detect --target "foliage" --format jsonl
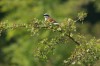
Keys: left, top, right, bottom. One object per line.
{"left": 0, "top": 0, "right": 100, "bottom": 66}
{"left": 0, "top": 0, "right": 93, "bottom": 22}
{"left": 0, "top": 12, "right": 100, "bottom": 66}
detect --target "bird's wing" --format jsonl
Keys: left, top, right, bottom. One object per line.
{"left": 48, "top": 17, "right": 56, "bottom": 23}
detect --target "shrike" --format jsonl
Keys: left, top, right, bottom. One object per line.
{"left": 43, "top": 13, "right": 59, "bottom": 25}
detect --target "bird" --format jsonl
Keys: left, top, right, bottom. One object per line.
{"left": 43, "top": 13, "right": 59, "bottom": 25}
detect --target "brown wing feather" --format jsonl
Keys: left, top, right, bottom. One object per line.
{"left": 47, "top": 17, "right": 56, "bottom": 23}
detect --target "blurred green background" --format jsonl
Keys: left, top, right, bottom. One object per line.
{"left": 0, "top": 0, "right": 100, "bottom": 66}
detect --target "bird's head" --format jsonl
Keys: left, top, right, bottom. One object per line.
{"left": 43, "top": 13, "right": 50, "bottom": 18}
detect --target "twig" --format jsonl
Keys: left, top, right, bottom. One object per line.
{"left": 66, "top": 34, "right": 80, "bottom": 45}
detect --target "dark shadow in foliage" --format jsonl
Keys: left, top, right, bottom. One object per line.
{"left": 59, "top": 0, "right": 68, "bottom": 3}
{"left": 0, "top": 50, "right": 5, "bottom": 64}
{"left": 81, "top": 2, "right": 100, "bottom": 36}
{"left": 0, "top": 31, "right": 7, "bottom": 64}
{"left": 0, "top": 12, "right": 6, "bottom": 21}
{"left": 83, "top": 2, "right": 100, "bottom": 25}
{"left": 0, "top": 6, "right": 6, "bottom": 21}
{"left": 0, "top": 31, "right": 16, "bottom": 64}
{"left": 0, "top": 31, "right": 16, "bottom": 47}
{"left": 0, "top": 6, "right": 18, "bottom": 21}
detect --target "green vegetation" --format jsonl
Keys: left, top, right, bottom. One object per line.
{"left": 0, "top": 0, "right": 100, "bottom": 66}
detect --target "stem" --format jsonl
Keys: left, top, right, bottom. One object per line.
{"left": 66, "top": 34, "right": 80, "bottom": 45}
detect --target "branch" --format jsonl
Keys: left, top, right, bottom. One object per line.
{"left": 66, "top": 34, "right": 80, "bottom": 45}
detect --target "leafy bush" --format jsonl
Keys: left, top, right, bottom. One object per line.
{"left": 0, "top": 12, "right": 100, "bottom": 66}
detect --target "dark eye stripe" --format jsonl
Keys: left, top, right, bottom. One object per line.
{"left": 43, "top": 15, "right": 49, "bottom": 16}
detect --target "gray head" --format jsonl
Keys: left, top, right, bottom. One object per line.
{"left": 43, "top": 13, "right": 50, "bottom": 17}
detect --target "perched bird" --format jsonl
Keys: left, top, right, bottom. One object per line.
{"left": 43, "top": 13, "right": 59, "bottom": 25}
